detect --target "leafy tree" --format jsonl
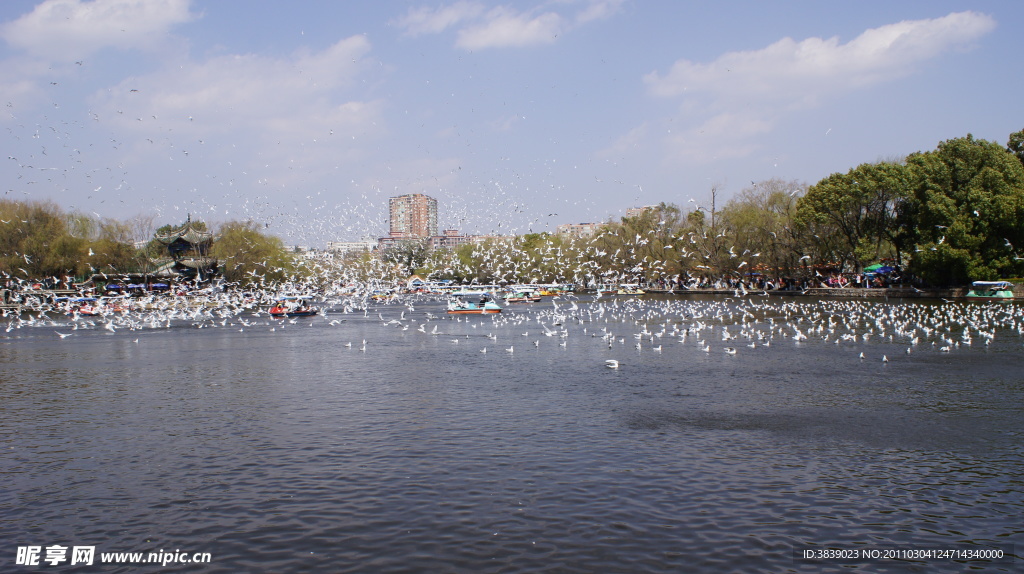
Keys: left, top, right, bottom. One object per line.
{"left": 379, "top": 238, "right": 430, "bottom": 278}
{"left": 591, "top": 202, "right": 685, "bottom": 284}
{"left": 0, "top": 199, "right": 90, "bottom": 281}
{"left": 86, "top": 219, "right": 142, "bottom": 275}
{"left": 906, "top": 134, "right": 1024, "bottom": 285}
{"left": 797, "top": 161, "right": 911, "bottom": 271}
{"left": 211, "top": 220, "right": 295, "bottom": 286}
{"left": 719, "top": 179, "right": 807, "bottom": 279}
{"left": 1008, "top": 128, "right": 1024, "bottom": 168}
{"left": 677, "top": 189, "right": 731, "bottom": 280}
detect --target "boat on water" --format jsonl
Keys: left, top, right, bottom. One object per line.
{"left": 504, "top": 289, "right": 542, "bottom": 303}
{"left": 616, "top": 284, "right": 645, "bottom": 295}
{"left": 269, "top": 295, "right": 318, "bottom": 317}
{"left": 965, "top": 281, "right": 1015, "bottom": 301}
{"left": 447, "top": 293, "right": 503, "bottom": 314}
{"left": 270, "top": 306, "right": 318, "bottom": 317}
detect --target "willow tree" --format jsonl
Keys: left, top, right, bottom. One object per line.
{"left": 906, "top": 134, "right": 1024, "bottom": 285}
{"left": 0, "top": 199, "right": 89, "bottom": 280}
{"left": 719, "top": 179, "right": 807, "bottom": 278}
{"left": 591, "top": 202, "right": 685, "bottom": 284}
{"left": 87, "top": 219, "right": 143, "bottom": 275}
{"left": 212, "top": 220, "right": 296, "bottom": 286}
{"left": 678, "top": 189, "right": 732, "bottom": 280}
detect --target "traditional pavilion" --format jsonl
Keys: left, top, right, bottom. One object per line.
{"left": 152, "top": 216, "right": 218, "bottom": 281}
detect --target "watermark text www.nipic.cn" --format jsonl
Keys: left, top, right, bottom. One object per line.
{"left": 15, "top": 546, "right": 212, "bottom": 567}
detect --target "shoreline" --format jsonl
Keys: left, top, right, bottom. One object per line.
{"left": 2, "top": 286, "right": 1016, "bottom": 316}
{"left": 642, "top": 287, "right": 970, "bottom": 299}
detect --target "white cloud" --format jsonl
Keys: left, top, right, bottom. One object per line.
{"left": 599, "top": 122, "right": 651, "bottom": 160}
{"left": 662, "top": 112, "right": 774, "bottom": 164}
{"left": 88, "top": 35, "right": 384, "bottom": 187}
{"left": 394, "top": 1, "right": 621, "bottom": 50}
{"left": 645, "top": 11, "right": 996, "bottom": 106}
{"left": 575, "top": 0, "right": 625, "bottom": 24}
{"left": 0, "top": 0, "right": 195, "bottom": 61}
{"left": 96, "top": 36, "right": 374, "bottom": 130}
{"left": 0, "top": 59, "right": 44, "bottom": 110}
{"left": 635, "top": 11, "right": 997, "bottom": 166}
{"left": 456, "top": 7, "right": 561, "bottom": 50}
{"left": 392, "top": 1, "right": 485, "bottom": 36}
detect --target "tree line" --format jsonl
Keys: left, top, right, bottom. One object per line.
{"left": 390, "top": 129, "right": 1024, "bottom": 287}
{"left": 4, "top": 129, "right": 1022, "bottom": 289}
{"left": 0, "top": 203, "right": 297, "bottom": 288}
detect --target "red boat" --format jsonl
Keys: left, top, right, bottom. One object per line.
{"left": 269, "top": 305, "right": 318, "bottom": 317}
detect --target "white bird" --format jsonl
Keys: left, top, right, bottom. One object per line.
{"left": 605, "top": 359, "right": 619, "bottom": 369}
{"left": 55, "top": 331, "right": 73, "bottom": 338}
{"left": 724, "top": 347, "right": 737, "bottom": 355}
{"left": 506, "top": 346, "right": 514, "bottom": 353}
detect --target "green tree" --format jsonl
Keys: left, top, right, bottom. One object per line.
{"left": 907, "top": 134, "right": 1024, "bottom": 285}
{"left": 212, "top": 220, "right": 295, "bottom": 286}
{"left": 591, "top": 202, "right": 685, "bottom": 285}
{"left": 797, "top": 161, "right": 911, "bottom": 271}
{"left": 380, "top": 238, "right": 430, "bottom": 278}
{"left": 87, "top": 219, "right": 142, "bottom": 275}
{"left": 719, "top": 179, "right": 807, "bottom": 279}
{"left": 679, "top": 189, "right": 731, "bottom": 280}
{"left": 0, "top": 199, "right": 91, "bottom": 280}
{"left": 1008, "top": 128, "right": 1024, "bottom": 168}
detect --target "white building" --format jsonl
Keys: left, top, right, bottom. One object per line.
{"left": 327, "top": 237, "right": 378, "bottom": 255}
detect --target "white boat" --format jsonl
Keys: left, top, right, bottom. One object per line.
{"left": 616, "top": 284, "right": 645, "bottom": 295}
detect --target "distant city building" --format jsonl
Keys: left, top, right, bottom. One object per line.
{"left": 327, "top": 237, "right": 377, "bottom": 255}
{"left": 624, "top": 205, "right": 658, "bottom": 218}
{"left": 556, "top": 222, "right": 602, "bottom": 237}
{"left": 389, "top": 193, "right": 438, "bottom": 238}
{"left": 429, "top": 229, "right": 470, "bottom": 250}
{"left": 378, "top": 194, "right": 498, "bottom": 252}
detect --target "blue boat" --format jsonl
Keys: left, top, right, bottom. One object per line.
{"left": 447, "top": 293, "right": 503, "bottom": 314}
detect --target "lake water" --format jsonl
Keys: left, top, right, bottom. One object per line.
{"left": 2, "top": 295, "right": 1022, "bottom": 572}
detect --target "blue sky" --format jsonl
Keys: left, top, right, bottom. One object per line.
{"left": 1, "top": 1, "right": 1021, "bottom": 246}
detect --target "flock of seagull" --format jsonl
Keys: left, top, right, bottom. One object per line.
{"left": 419, "top": 296, "right": 1023, "bottom": 368}
{"left": 3, "top": 290, "right": 1023, "bottom": 371}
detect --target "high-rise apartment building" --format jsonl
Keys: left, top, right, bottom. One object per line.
{"left": 389, "top": 193, "right": 438, "bottom": 238}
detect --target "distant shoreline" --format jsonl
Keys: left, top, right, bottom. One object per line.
{"left": 630, "top": 287, "right": 973, "bottom": 299}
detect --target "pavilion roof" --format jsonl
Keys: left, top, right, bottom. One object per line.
{"left": 154, "top": 218, "right": 213, "bottom": 245}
